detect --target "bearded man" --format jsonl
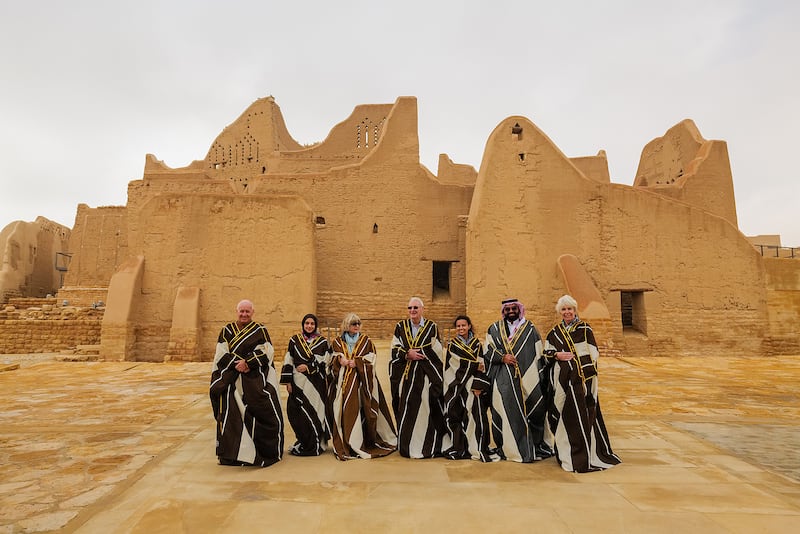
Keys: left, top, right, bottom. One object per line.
{"left": 484, "top": 298, "right": 553, "bottom": 462}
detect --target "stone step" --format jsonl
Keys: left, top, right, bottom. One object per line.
{"left": 75, "top": 344, "right": 102, "bottom": 355}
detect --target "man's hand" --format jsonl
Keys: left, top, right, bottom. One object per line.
{"left": 285, "top": 383, "right": 293, "bottom": 394}
{"left": 556, "top": 351, "right": 574, "bottom": 361}
{"left": 406, "top": 348, "right": 425, "bottom": 361}
{"left": 235, "top": 359, "right": 250, "bottom": 373}
{"left": 477, "top": 361, "right": 486, "bottom": 373}
{"left": 296, "top": 364, "right": 309, "bottom": 374}
{"left": 502, "top": 353, "right": 517, "bottom": 365}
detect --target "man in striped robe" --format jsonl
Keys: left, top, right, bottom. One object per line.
{"left": 389, "top": 297, "right": 447, "bottom": 458}
{"left": 210, "top": 299, "right": 284, "bottom": 466}
{"left": 485, "top": 298, "right": 553, "bottom": 463}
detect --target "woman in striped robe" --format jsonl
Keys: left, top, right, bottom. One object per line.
{"left": 442, "top": 315, "right": 499, "bottom": 462}
{"left": 280, "top": 313, "right": 331, "bottom": 456}
{"left": 328, "top": 312, "right": 397, "bottom": 460}
{"left": 543, "top": 295, "right": 621, "bottom": 472}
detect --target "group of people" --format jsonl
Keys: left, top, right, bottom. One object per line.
{"left": 209, "top": 295, "right": 621, "bottom": 473}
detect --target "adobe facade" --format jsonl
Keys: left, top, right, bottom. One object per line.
{"left": 0, "top": 217, "right": 70, "bottom": 302}
{"left": 2, "top": 95, "right": 798, "bottom": 359}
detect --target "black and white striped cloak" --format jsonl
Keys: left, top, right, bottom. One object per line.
{"left": 389, "top": 319, "right": 447, "bottom": 458}
{"left": 543, "top": 320, "right": 621, "bottom": 472}
{"left": 485, "top": 318, "right": 553, "bottom": 463}
{"left": 280, "top": 333, "right": 331, "bottom": 456}
{"left": 442, "top": 334, "right": 498, "bottom": 462}
{"left": 210, "top": 321, "right": 284, "bottom": 466}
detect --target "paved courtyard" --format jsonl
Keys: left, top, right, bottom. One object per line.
{"left": 1, "top": 347, "right": 799, "bottom": 533}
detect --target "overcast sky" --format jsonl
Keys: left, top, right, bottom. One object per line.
{"left": 1, "top": 0, "right": 798, "bottom": 246}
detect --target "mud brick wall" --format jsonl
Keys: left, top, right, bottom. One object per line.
{"left": 0, "top": 307, "right": 102, "bottom": 353}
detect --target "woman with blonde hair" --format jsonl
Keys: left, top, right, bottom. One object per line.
{"left": 328, "top": 312, "right": 396, "bottom": 460}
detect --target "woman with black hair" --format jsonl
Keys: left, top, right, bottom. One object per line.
{"left": 280, "top": 313, "right": 331, "bottom": 456}
{"left": 442, "top": 315, "right": 499, "bottom": 462}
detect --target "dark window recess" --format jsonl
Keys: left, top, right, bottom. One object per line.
{"left": 315, "top": 216, "right": 326, "bottom": 225}
{"left": 620, "top": 290, "right": 647, "bottom": 334}
{"left": 433, "top": 261, "right": 451, "bottom": 299}
{"left": 621, "top": 292, "right": 633, "bottom": 327}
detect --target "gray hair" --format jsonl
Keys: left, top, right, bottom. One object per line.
{"left": 408, "top": 296, "right": 424, "bottom": 308}
{"left": 555, "top": 294, "right": 578, "bottom": 313}
{"left": 237, "top": 299, "right": 254, "bottom": 312}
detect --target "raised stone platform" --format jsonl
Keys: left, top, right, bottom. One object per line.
{"left": 0, "top": 347, "right": 798, "bottom": 533}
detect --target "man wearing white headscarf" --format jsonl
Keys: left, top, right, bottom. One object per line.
{"left": 485, "top": 298, "right": 553, "bottom": 462}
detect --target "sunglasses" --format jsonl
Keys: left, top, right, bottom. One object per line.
{"left": 350, "top": 321, "right": 361, "bottom": 326}
{"left": 407, "top": 306, "right": 419, "bottom": 310}
{"left": 503, "top": 306, "right": 519, "bottom": 312}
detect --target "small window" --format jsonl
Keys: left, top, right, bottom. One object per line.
{"left": 433, "top": 261, "right": 452, "bottom": 300}
{"left": 315, "top": 216, "right": 326, "bottom": 227}
{"left": 620, "top": 291, "right": 647, "bottom": 334}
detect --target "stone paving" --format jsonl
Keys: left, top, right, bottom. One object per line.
{"left": 1, "top": 350, "right": 799, "bottom": 533}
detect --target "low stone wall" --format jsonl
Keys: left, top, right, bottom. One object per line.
{"left": 7, "top": 297, "right": 58, "bottom": 309}
{"left": 0, "top": 304, "right": 103, "bottom": 353}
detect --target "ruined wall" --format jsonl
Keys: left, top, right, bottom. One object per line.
{"left": 762, "top": 258, "right": 800, "bottom": 354}
{"left": 0, "top": 217, "right": 71, "bottom": 303}
{"left": 250, "top": 98, "right": 473, "bottom": 333}
{"left": 0, "top": 302, "right": 102, "bottom": 353}
{"left": 467, "top": 117, "right": 765, "bottom": 357}
{"left": 633, "top": 120, "right": 738, "bottom": 227}
{"left": 136, "top": 97, "right": 473, "bottom": 340}
{"left": 205, "top": 96, "right": 303, "bottom": 173}
{"left": 47, "top": 95, "right": 792, "bottom": 359}
{"left": 437, "top": 154, "right": 478, "bottom": 186}
{"left": 569, "top": 151, "right": 611, "bottom": 183}
{"left": 115, "top": 193, "right": 316, "bottom": 360}
{"left": 62, "top": 204, "right": 127, "bottom": 288}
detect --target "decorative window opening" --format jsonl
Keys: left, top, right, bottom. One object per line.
{"left": 315, "top": 216, "right": 326, "bottom": 227}
{"left": 372, "top": 223, "right": 378, "bottom": 234}
{"left": 518, "top": 153, "right": 525, "bottom": 162}
{"left": 356, "top": 117, "right": 385, "bottom": 149}
{"left": 512, "top": 123, "right": 523, "bottom": 140}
